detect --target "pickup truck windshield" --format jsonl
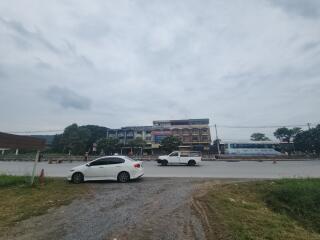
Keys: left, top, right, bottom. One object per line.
{"left": 169, "top": 152, "right": 179, "bottom": 156}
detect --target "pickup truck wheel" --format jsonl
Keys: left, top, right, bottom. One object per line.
{"left": 161, "top": 160, "right": 168, "bottom": 166}
{"left": 188, "top": 160, "right": 196, "bottom": 166}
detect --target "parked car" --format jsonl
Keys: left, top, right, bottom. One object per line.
{"left": 67, "top": 155, "right": 144, "bottom": 183}
{"left": 157, "top": 151, "right": 202, "bottom": 166}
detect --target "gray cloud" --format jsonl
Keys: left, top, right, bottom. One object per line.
{"left": 35, "top": 58, "right": 53, "bottom": 70}
{"left": 268, "top": 0, "right": 320, "bottom": 18}
{"left": 0, "top": 0, "right": 319, "bottom": 139}
{"left": 0, "top": 65, "right": 8, "bottom": 79}
{"left": 63, "top": 40, "right": 95, "bottom": 68}
{"left": 0, "top": 17, "right": 61, "bottom": 53}
{"left": 45, "top": 86, "right": 91, "bottom": 110}
{"left": 302, "top": 41, "right": 320, "bottom": 52}
{"left": 0, "top": 17, "right": 94, "bottom": 69}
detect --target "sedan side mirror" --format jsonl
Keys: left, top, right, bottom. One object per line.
{"left": 86, "top": 163, "right": 90, "bottom": 167}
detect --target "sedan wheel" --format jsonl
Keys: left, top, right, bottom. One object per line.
{"left": 117, "top": 172, "right": 130, "bottom": 183}
{"left": 72, "top": 172, "right": 84, "bottom": 184}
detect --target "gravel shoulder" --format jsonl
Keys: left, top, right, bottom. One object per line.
{"left": 1, "top": 178, "right": 238, "bottom": 240}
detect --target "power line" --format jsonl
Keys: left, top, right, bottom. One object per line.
{"left": 7, "top": 129, "right": 64, "bottom": 134}
{"left": 5, "top": 122, "right": 319, "bottom": 134}
{"left": 212, "top": 123, "right": 318, "bottom": 129}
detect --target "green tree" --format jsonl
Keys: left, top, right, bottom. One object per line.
{"left": 160, "top": 136, "right": 182, "bottom": 153}
{"left": 51, "top": 134, "right": 63, "bottom": 152}
{"left": 51, "top": 124, "right": 110, "bottom": 154}
{"left": 294, "top": 125, "right": 320, "bottom": 155}
{"left": 274, "top": 127, "right": 291, "bottom": 142}
{"left": 291, "top": 127, "right": 302, "bottom": 139}
{"left": 97, "top": 138, "right": 120, "bottom": 155}
{"left": 79, "top": 125, "right": 109, "bottom": 149}
{"left": 60, "top": 123, "right": 91, "bottom": 155}
{"left": 250, "top": 133, "right": 270, "bottom": 141}
{"left": 128, "top": 137, "right": 146, "bottom": 147}
{"left": 274, "top": 127, "right": 302, "bottom": 143}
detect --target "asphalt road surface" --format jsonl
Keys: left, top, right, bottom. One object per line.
{"left": 1, "top": 160, "right": 320, "bottom": 179}
{"left": 1, "top": 178, "right": 232, "bottom": 240}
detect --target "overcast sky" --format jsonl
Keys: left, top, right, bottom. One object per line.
{"left": 0, "top": 0, "right": 319, "bottom": 140}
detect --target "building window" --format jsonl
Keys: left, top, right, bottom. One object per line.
{"left": 201, "top": 136, "right": 208, "bottom": 141}
{"left": 192, "top": 136, "right": 199, "bottom": 141}
{"left": 192, "top": 128, "right": 199, "bottom": 135}
{"left": 182, "top": 129, "right": 190, "bottom": 135}
{"left": 126, "top": 131, "right": 134, "bottom": 137}
{"left": 201, "top": 128, "right": 208, "bottom": 134}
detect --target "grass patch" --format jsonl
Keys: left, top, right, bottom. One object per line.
{"left": 196, "top": 179, "right": 320, "bottom": 240}
{"left": 0, "top": 175, "right": 87, "bottom": 235}
{"left": 265, "top": 179, "right": 320, "bottom": 234}
{"left": 0, "top": 174, "right": 30, "bottom": 187}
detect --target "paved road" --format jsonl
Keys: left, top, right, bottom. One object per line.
{"left": 1, "top": 178, "right": 221, "bottom": 240}
{"left": 1, "top": 160, "right": 320, "bottom": 178}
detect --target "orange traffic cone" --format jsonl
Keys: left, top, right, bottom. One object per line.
{"left": 39, "top": 169, "right": 45, "bottom": 185}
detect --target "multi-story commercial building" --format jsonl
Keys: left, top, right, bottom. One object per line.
{"left": 152, "top": 119, "right": 211, "bottom": 146}
{"left": 106, "top": 126, "right": 153, "bottom": 144}
{"left": 106, "top": 119, "right": 211, "bottom": 149}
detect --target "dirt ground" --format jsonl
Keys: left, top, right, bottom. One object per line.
{"left": 1, "top": 178, "right": 237, "bottom": 240}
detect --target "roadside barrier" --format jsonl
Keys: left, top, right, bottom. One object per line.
{"left": 0, "top": 154, "right": 319, "bottom": 163}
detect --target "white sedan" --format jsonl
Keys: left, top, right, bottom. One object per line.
{"left": 67, "top": 155, "right": 144, "bottom": 183}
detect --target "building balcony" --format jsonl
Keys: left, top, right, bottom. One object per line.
{"left": 200, "top": 133, "right": 209, "bottom": 135}
{"left": 182, "top": 133, "right": 191, "bottom": 136}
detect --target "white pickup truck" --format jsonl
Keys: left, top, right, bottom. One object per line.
{"left": 157, "top": 151, "right": 202, "bottom": 166}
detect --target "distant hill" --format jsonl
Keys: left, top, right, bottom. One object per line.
{"left": 30, "top": 135, "right": 55, "bottom": 145}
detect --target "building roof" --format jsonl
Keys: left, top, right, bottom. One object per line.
{"left": 153, "top": 118, "right": 210, "bottom": 125}
{"left": 121, "top": 126, "right": 153, "bottom": 131}
{"left": 221, "top": 140, "right": 278, "bottom": 144}
{"left": 0, "top": 132, "right": 46, "bottom": 150}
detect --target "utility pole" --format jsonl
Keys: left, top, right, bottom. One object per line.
{"left": 31, "top": 150, "right": 40, "bottom": 185}
{"left": 214, "top": 124, "right": 220, "bottom": 155}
